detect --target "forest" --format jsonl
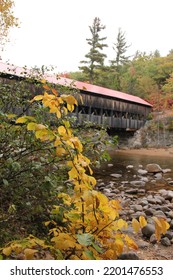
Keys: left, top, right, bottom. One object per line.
{"left": 0, "top": 2, "right": 172, "bottom": 260}
{"left": 69, "top": 17, "right": 173, "bottom": 113}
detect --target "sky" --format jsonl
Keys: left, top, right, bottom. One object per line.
{"left": 1, "top": 0, "right": 173, "bottom": 73}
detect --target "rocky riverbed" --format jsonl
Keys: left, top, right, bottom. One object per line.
{"left": 95, "top": 161, "right": 173, "bottom": 259}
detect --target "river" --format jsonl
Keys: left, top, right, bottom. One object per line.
{"left": 94, "top": 149, "right": 173, "bottom": 191}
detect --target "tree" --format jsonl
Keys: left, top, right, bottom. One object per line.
{"left": 110, "top": 28, "right": 130, "bottom": 91}
{"left": 79, "top": 17, "right": 108, "bottom": 84}
{"left": 0, "top": 0, "right": 18, "bottom": 53}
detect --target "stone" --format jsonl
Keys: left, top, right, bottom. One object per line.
{"left": 165, "top": 231, "right": 173, "bottom": 240}
{"left": 110, "top": 173, "right": 122, "bottom": 178}
{"left": 150, "top": 234, "right": 157, "bottom": 244}
{"left": 142, "top": 224, "right": 155, "bottom": 238}
{"left": 126, "top": 165, "right": 134, "bottom": 169}
{"left": 162, "top": 168, "right": 172, "bottom": 173}
{"left": 161, "top": 237, "right": 171, "bottom": 246}
{"left": 154, "top": 173, "right": 163, "bottom": 179}
{"left": 140, "top": 199, "right": 149, "bottom": 206}
{"left": 125, "top": 188, "right": 138, "bottom": 194}
{"left": 118, "top": 252, "right": 140, "bottom": 260}
{"left": 147, "top": 198, "right": 157, "bottom": 204}
{"left": 169, "top": 220, "right": 173, "bottom": 229}
{"left": 131, "top": 204, "right": 143, "bottom": 211}
{"left": 131, "top": 211, "right": 146, "bottom": 219}
{"left": 130, "top": 180, "right": 146, "bottom": 187}
{"left": 166, "top": 210, "right": 173, "bottom": 219}
{"left": 164, "top": 191, "right": 173, "bottom": 200}
{"left": 107, "top": 163, "right": 113, "bottom": 167}
{"left": 154, "top": 210, "right": 166, "bottom": 218}
{"left": 137, "top": 169, "right": 148, "bottom": 175}
{"left": 145, "top": 163, "right": 162, "bottom": 173}
{"left": 137, "top": 240, "right": 149, "bottom": 248}
{"left": 144, "top": 208, "right": 155, "bottom": 216}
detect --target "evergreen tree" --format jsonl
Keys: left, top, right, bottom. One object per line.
{"left": 110, "top": 28, "right": 130, "bottom": 91}
{"left": 79, "top": 17, "right": 108, "bottom": 84}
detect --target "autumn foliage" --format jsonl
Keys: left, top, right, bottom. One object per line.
{"left": 0, "top": 82, "right": 170, "bottom": 260}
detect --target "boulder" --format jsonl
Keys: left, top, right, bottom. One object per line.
{"left": 145, "top": 163, "right": 162, "bottom": 173}
{"left": 142, "top": 224, "right": 155, "bottom": 238}
{"left": 118, "top": 252, "right": 139, "bottom": 260}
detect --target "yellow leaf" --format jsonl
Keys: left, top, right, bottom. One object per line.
{"left": 58, "top": 125, "right": 66, "bottom": 136}
{"left": 16, "top": 116, "right": 28, "bottom": 124}
{"left": 117, "top": 219, "right": 128, "bottom": 230}
{"left": 52, "top": 88, "right": 58, "bottom": 96}
{"left": 159, "top": 218, "right": 170, "bottom": 234}
{"left": 67, "top": 103, "right": 74, "bottom": 112}
{"left": 155, "top": 223, "right": 161, "bottom": 241}
{"left": 68, "top": 167, "right": 78, "bottom": 179}
{"left": 41, "top": 79, "right": 46, "bottom": 84}
{"left": 24, "top": 248, "right": 38, "bottom": 260}
{"left": 139, "top": 216, "right": 147, "bottom": 228}
{"left": 54, "top": 136, "right": 62, "bottom": 146}
{"left": 27, "top": 122, "right": 37, "bottom": 131}
{"left": 45, "top": 221, "right": 51, "bottom": 226}
{"left": 43, "top": 84, "right": 50, "bottom": 90}
{"left": 56, "top": 110, "right": 61, "bottom": 118}
{"left": 7, "top": 114, "right": 16, "bottom": 119}
{"left": 114, "top": 238, "right": 124, "bottom": 256}
{"left": 132, "top": 218, "right": 140, "bottom": 233}
{"left": 124, "top": 235, "right": 138, "bottom": 250}
{"left": 2, "top": 246, "right": 12, "bottom": 256}
{"left": 32, "top": 95, "right": 43, "bottom": 101}
{"left": 56, "top": 147, "right": 67, "bottom": 157}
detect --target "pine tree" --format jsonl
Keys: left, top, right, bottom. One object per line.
{"left": 79, "top": 17, "right": 108, "bottom": 84}
{"left": 110, "top": 28, "right": 130, "bottom": 91}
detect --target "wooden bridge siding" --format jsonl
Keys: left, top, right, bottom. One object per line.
{"left": 0, "top": 75, "right": 151, "bottom": 130}
{"left": 74, "top": 91, "right": 150, "bottom": 129}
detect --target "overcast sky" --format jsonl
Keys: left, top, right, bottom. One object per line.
{"left": 1, "top": 0, "right": 173, "bottom": 73}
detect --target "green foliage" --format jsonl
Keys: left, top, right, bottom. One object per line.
{"left": 79, "top": 17, "right": 108, "bottom": 84}
{"left": 0, "top": 80, "right": 170, "bottom": 259}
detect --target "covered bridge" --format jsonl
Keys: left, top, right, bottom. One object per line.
{"left": 0, "top": 62, "right": 152, "bottom": 130}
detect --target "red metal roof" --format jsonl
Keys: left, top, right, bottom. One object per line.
{"left": 0, "top": 61, "right": 152, "bottom": 107}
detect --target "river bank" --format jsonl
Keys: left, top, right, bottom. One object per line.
{"left": 117, "top": 147, "right": 173, "bottom": 158}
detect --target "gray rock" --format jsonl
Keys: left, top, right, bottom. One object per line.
{"left": 110, "top": 173, "right": 122, "bottom": 178}
{"left": 166, "top": 210, "right": 173, "bottom": 219}
{"left": 131, "top": 204, "right": 143, "bottom": 211}
{"left": 154, "top": 173, "right": 163, "bottom": 179}
{"left": 165, "top": 231, "right": 173, "bottom": 240}
{"left": 161, "top": 237, "right": 171, "bottom": 246}
{"left": 118, "top": 252, "right": 139, "bottom": 260}
{"left": 130, "top": 180, "right": 146, "bottom": 187}
{"left": 140, "top": 199, "right": 149, "bottom": 206}
{"left": 159, "top": 206, "right": 171, "bottom": 212}
{"left": 125, "top": 188, "right": 138, "bottom": 194}
{"left": 154, "top": 210, "right": 166, "bottom": 218}
{"left": 146, "top": 163, "right": 162, "bottom": 173}
{"left": 126, "top": 165, "right": 134, "bottom": 169}
{"left": 142, "top": 224, "right": 155, "bottom": 238}
{"left": 138, "top": 169, "right": 148, "bottom": 175}
{"left": 164, "top": 191, "right": 173, "bottom": 200}
{"left": 169, "top": 220, "right": 173, "bottom": 229}
{"left": 150, "top": 234, "right": 157, "bottom": 244}
{"left": 137, "top": 240, "right": 149, "bottom": 248}
{"left": 131, "top": 211, "right": 146, "bottom": 219}
{"left": 147, "top": 198, "right": 157, "bottom": 204}
{"left": 162, "top": 168, "right": 172, "bottom": 173}
{"left": 144, "top": 208, "right": 155, "bottom": 216}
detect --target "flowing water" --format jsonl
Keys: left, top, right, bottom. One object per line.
{"left": 94, "top": 150, "right": 173, "bottom": 191}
